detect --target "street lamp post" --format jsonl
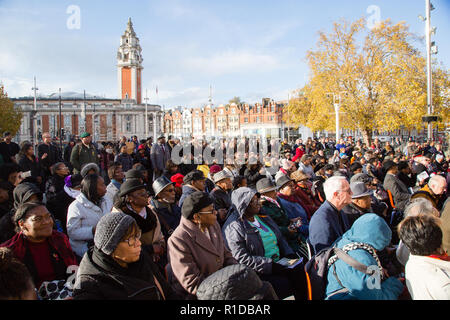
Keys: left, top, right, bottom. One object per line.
{"left": 327, "top": 91, "right": 347, "bottom": 141}
{"left": 31, "top": 77, "right": 39, "bottom": 154}
{"left": 59, "top": 88, "right": 63, "bottom": 151}
{"left": 420, "top": 0, "right": 437, "bottom": 141}
{"left": 144, "top": 89, "right": 149, "bottom": 138}
{"left": 426, "top": 0, "right": 432, "bottom": 140}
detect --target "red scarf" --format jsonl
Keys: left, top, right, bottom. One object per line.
{"left": 428, "top": 253, "right": 450, "bottom": 262}
{"left": 1, "top": 231, "right": 78, "bottom": 268}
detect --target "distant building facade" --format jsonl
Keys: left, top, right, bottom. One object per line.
{"left": 12, "top": 18, "right": 164, "bottom": 144}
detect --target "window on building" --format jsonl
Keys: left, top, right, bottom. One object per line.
{"left": 271, "top": 105, "right": 275, "bottom": 112}
{"left": 244, "top": 117, "right": 248, "bottom": 123}
{"left": 126, "top": 115, "right": 132, "bottom": 132}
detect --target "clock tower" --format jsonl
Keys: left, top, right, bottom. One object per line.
{"left": 117, "top": 18, "right": 143, "bottom": 104}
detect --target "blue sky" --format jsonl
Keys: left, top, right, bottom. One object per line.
{"left": 1, "top": 0, "right": 449, "bottom": 108}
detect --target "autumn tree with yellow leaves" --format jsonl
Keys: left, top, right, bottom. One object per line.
{"left": 0, "top": 84, "right": 23, "bottom": 136}
{"left": 286, "top": 18, "right": 449, "bottom": 145}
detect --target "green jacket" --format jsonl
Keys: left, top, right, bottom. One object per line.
{"left": 70, "top": 143, "right": 99, "bottom": 174}
{"left": 261, "top": 198, "right": 301, "bottom": 252}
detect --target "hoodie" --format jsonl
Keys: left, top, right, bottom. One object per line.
{"left": 325, "top": 214, "right": 404, "bottom": 300}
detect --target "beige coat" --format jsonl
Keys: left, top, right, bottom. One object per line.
{"left": 167, "top": 217, "right": 237, "bottom": 296}
{"left": 441, "top": 200, "right": 450, "bottom": 254}
{"left": 111, "top": 206, "right": 165, "bottom": 249}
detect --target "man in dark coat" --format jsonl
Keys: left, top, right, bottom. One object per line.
{"left": 150, "top": 136, "right": 171, "bottom": 180}
{"left": 383, "top": 160, "right": 411, "bottom": 212}
{"left": 210, "top": 170, "right": 233, "bottom": 226}
{"left": 70, "top": 133, "right": 99, "bottom": 174}
{"left": 38, "top": 132, "right": 63, "bottom": 180}
{"left": 308, "top": 176, "right": 352, "bottom": 254}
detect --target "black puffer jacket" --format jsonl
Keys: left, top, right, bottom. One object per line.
{"left": 196, "top": 264, "right": 278, "bottom": 300}
{"left": 73, "top": 247, "right": 179, "bottom": 300}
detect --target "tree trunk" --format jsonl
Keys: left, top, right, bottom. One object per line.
{"left": 362, "top": 128, "right": 372, "bottom": 147}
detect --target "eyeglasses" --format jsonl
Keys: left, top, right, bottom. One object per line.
{"left": 124, "top": 232, "right": 142, "bottom": 247}
{"left": 198, "top": 209, "right": 216, "bottom": 215}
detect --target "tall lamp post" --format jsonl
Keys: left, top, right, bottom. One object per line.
{"left": 31, "top": 77, "right": 39, "bottom": 154}
{"left": 144, "top": 89, "right": 149, "bottom": 138}
{"left": 419, "top": 0, "right": 438, "bottom": 141}
{"left": 59, "top": 88, "right": 63, "bottom": 151}
{"left": 327, "top": 91, "right": 347, "bottom": 141}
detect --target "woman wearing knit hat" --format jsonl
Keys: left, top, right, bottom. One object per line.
{"left": 167, "top": 191, "right": 238, "bottom": 299}
{"left": 73, "top": 211, "right": 178, "bottom": 300}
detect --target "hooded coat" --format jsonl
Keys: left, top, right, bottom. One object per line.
{"left": 325, "top": 214, "right": 404, "bottom": 300}
{"left": 223, "top": 187, "right": 294, "bottom": 275}
{"left": 66, "top": 193, "right": 113, "bottom": 258}
{"left": 0, "top": 182, "right": 42, "bottom": 243}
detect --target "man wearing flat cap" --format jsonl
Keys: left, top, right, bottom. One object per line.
{"left": 178, "top": 170, "right": 206, "bottom": 208}
{"left": 341, "top": 181, "right": 375, "bottom": 227}
{"left": 210, "top": 170, "right": 233, "bottom": 226}
{"left": 70, "top": 132, "right": 99, "bottom": 174}
{"left": 150, "top": 135, "right": 170, "bottom": 180}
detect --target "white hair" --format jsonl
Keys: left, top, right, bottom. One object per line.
{"left": 429, "top": 174, "right": 446, "bottom": 188}
{"left": 404, "top": 198, "right": 439, "bottom": 218}
{"left": 323, "top": 176, "right": 347, "bottom": 200}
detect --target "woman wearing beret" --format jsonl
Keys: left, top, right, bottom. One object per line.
{"left": 167, "top": 191, "right": 238, "bottom": 299}
{"left": 73, "top": 211, "right": 178, "bottom": 300}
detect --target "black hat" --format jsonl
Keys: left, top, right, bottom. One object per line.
{"left": 119, "top": 179, "right": 147, "bottom": 197}
{"left": 350, "top": 173, "right": 372, "bottom": 185}
{"left": 383, "top": 160, "right": 398, "bottom": 173}
{"left": 183, "top": 170, "right": 206, "bottom": 184}
{"left": 256, "top": 178, "right": 278, "bottom": 194}
{"left": 152, "top": 176, "right": 175, "bottom": 197}
{"left": 125, "top": 169, "right": 144, "bottom": 181}
{"left": 181, "top": 191, "right": 213, "bottom": 220}
{"left": 94, "top": 211, "right": 136, "bottom": 255}
{"left": 350, "top": 181, "right": 373, "bottom": 199}
{"left": 275, "top": 174, "right": 293, "bottom": 189}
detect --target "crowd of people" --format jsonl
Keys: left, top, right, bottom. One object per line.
{"left": 0, "top": 130, "right": 448, "bottom": 300}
